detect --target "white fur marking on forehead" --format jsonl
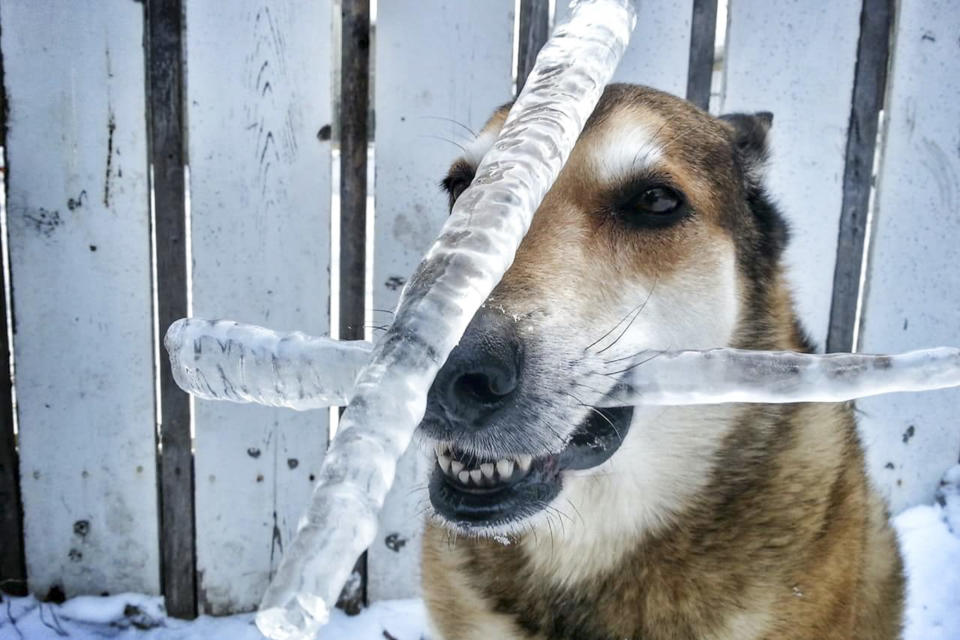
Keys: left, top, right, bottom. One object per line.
{"left": 463, "top": 128, "right": 499, "bottom": 167}
{"left": 590, "top": 119, "right": 664, "bottom": 184}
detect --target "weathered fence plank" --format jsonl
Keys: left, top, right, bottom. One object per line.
{"left": 556, "top": 0, "right": 693, "bottom": 96}
{"left": 722, "top": 0, "right": 862, "bottom": 346}
{"left": 857, "top": 0, "right": 960, "bottom": 514}
{"left": 370, "top": 0, "right": 515, "bottom": 602}
{"left": 186, "top": 0, "right": 333, "bottom": 614}
{"left": 144, "top": 0, "right": 195, "bottom": 618}
{"left": 0, "top": 0, "right": 160, "bottom": 597}
{"left": 826, "top": 0, "right": 892, "bottom": 355}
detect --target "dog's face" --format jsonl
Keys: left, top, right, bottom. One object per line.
{"left": 419, "top": 85, "right": 788, "bottom": 543}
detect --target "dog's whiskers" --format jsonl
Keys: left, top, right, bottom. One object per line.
{"left": 418, "top": 115, "right": 477, "bottom": 138}
{"left": 419, "top": 134, "right": 468, "bottom": 153}
{"left": 594, "top": 276, "right": 659, "bottom": 355}
{"left": 603, "top": 349, "right": 665, "bottom": 377}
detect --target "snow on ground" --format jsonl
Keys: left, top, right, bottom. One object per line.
{"left": 2, "top": 467, "right": 958, "bottom": 640}
{"left": 0, "top": 597, "right": 427, "bottom": 640}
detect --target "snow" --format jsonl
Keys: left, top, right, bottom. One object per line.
{"left": 0, "top": 597, "right": 427, "bottom": 640}
{"left": 2, "top": 488, "right": 958, "bottom": 639}
{"left": 894, "top": 465, "right": 960, "bottom": 640}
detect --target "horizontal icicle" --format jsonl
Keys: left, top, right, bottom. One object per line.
{"left": 164, "top": 318, "right": 370, "bottom": 410}
{"left": 167, "top": 319, "right": 960, "bottom": 410}
{"left": 592, "top": 347, "right": 960, "bottom": 406}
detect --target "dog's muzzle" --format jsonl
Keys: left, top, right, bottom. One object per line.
{"left": 419, "top": 307, "right": 633, "bottom": 531}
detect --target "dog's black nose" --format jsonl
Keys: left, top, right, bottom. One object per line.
{"left": 432, "top": 307, "right": 521, "bottom": 427}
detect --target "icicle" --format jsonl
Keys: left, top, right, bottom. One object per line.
{"left": 166, "top": 320, "right": 960, "bottom": 411}
{"left": 592, "top": 347, "right": 960, "bottom": 406}
{"left": 253, "top": 2, "right": 638, "bottom": 638}
{"left": 164, "top": 318, "right": 370, "bottom": 410}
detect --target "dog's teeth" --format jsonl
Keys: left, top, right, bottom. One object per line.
{"left": 450, "top": 460, "right": 464, "bottom": 475}
{"left": 496, "top": 459, "right": 514, "bottom": 479}
{"left": 469, "top": 469, "right": 482, "bottom": 484}
{"left": 434, "top": 443, "right": 444, "bottom": 457}
{"left": 438, "top": 454, "right": 451, "bottom": 473}
{"left": 458, "top": 470, "right": 470, "bottom": 485}
{"left": 480, "top": 463, "right": 494, "bottom": 479}
{"left": 517, "top": 455, "right": 532, "bottom": 473}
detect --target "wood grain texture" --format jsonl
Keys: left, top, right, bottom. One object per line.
{"left": 556, "top": 0, "right": 693, "bottom": 96}
{"left": 685, "top": 0, "right": 717, "bottom": 110}
{"left": 370, "top": 0, "right": 515, "bottom": 602}
{"left": 516, "top": 0, "right": 550, "bottom": 95}
{"left": 722, "top": 0, "right": 861, "bottom": 346}
{"left": 857, "top": 0, "right": 960, "bottom": 513}
{"left": 825, "top": 0, "right": 892, "bottom": 354}
{"left": 0, "top": 0, "right": 160, "bottom": 597}
{"left": 186, "top": 0, "right": 333, "bottom": 614}
{"left": 145, "top": 0, "right": 196, "bottom": 618}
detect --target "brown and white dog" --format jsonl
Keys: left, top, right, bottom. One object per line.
{"left": 417, "top": 85, "right": 904, "bottom": 640}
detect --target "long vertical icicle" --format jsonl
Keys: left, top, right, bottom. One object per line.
{"left": 165, "top": 320, "right": 960, "bottom": 411}
{"left": 254, "top": 2, "right": 637, "bottom": 638}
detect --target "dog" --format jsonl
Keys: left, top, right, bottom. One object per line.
{"left": 415, "top": 85, "right": 904, "bottom": 640}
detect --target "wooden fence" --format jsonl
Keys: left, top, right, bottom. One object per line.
{"left": 0, "top": 0, "right": 957, "bottom": 619}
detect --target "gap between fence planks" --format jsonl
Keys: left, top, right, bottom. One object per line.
{"left": 0, "top": 27, "right": 27, "bottom": 594}
{"left": 826, "top": 0, "right": 893, "bottom": 354}
{"left": 685, "top": 0, "right": 717, "bottom": 110}
{"left": 337, "top": 0, "right": 370, "bottom": 615}
{"left": 517, "top": 0, "right": 550, "bottom": 95}
{"left": 145, "top": 0, "right": 196, "bottom": 620}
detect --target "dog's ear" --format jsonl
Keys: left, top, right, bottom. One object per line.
{"left": 719, "top": 111, "right": 773, "bottom": 185}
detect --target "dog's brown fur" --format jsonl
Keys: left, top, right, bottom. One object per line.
{"left": 422, "top": 86, "right": 903, "bottom": 640}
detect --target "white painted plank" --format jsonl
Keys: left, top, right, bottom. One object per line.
{"left": 0, "top": 1, "right": 159, "bottom": 596}
{"left": 556, "top": 0, "right": 693, "bottom": 96}
{"left": 185, "top": 0, "right": 332, "bottom": 614}
{"left": 857, "top": 1, "right": 960, "bottom": 514}
{"left": 370, "top": 0, "right": 515, "bottom": 601}
{"left": 721, "top": 0, "right": 861, "bottom": 346}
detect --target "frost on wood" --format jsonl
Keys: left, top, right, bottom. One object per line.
{"left": 167, "top": 321, "right": 960, "bottom": 410}
{"left": 164, "top": 318, "right": 370, "bottom": 410}
{"left": 252, "top": 1, "right": 637, "bottom": 638}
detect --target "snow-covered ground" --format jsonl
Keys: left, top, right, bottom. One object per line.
{"left": 0, "top": 597, "right": 427, "bottom": 640}
{"left": 2, "top": 470, "right": 959, "bottom": 640}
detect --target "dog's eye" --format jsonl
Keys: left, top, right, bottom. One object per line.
{"left": 636, "top": 186, "right": 680, "bottom": 214}
{"left": 622, "top": 185, "right": 687, "bottom": 226}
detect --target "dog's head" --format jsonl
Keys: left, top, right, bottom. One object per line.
{"left": 420, "top": 85, "right": 806, "bottom": 542}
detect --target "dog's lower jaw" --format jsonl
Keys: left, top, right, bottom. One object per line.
{"left": 517, "top": 403, "right": 742, "bottom": 587}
